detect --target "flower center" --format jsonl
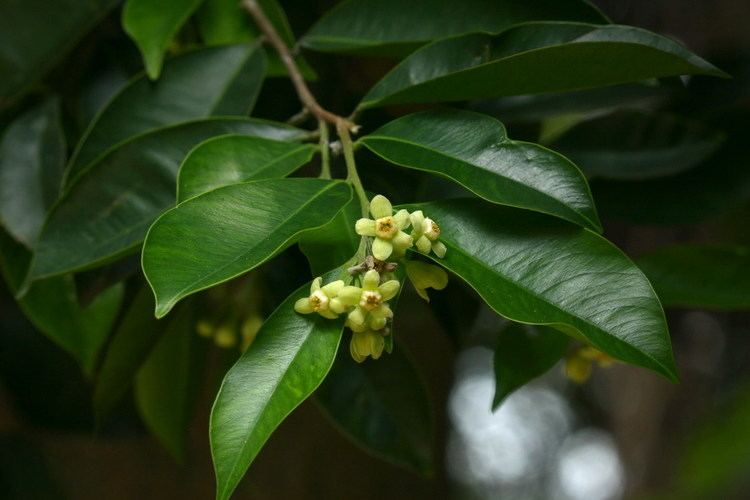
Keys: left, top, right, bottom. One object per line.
{"left": 375, "top": 216, "right": 397, "bottom": 239}
{"left": 359, "top": 290, "right": 382, "bottom": 311}
{"left": 309, "top": 290, "right": 329, "bottom": 311}
{"left": 424, "top": 218, "right": 440, "bottom": 240}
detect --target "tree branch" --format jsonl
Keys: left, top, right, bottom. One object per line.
{"left": 241, "top": 0, "right": 357, "bottom": 132}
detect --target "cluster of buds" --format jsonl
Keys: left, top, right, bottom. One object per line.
{"left": 355, "top": 195, "right": 446, "bottom": 261}
{"left": 294, "top": 270, "right": 400, "bottom": 362}
{"left": 564, "top": 346, "right": 615, "bottom": 383}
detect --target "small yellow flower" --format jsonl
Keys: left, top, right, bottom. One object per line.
{"left": 196, "top": 320, "right": 214, "bottom": 338}
{"left": 564, "top": 346, "right": 616, "bottom": 383}
{"left": 410, "top": 210, "right": 447, "bottom": 258}
{"left": 406, "top": 260, "right": 448, "bottom": 302}
{"left": 341, "top": 270, "right": 399, "bottom": 331}
{"left": 294, "top": 277, "right": 347, "bottom": 319}
{"left": 214, "top": 324, "right": 237, "bottom": 348}
{"left": 355, "top": 195, "right": 413, "bottom": 261}
{"left": 349, "top": 328, "right": 386, "bottom": 363}
{"left": 240, "top": 315, "right": 264, "bottom": 351}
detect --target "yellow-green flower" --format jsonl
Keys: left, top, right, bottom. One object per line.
{"left": 349, "top": 329, "right": 386, "bottom": 363}
{"left": 294, "top": 277, "right": 347, "bottom": 319}
{"left": 406, "top": 260, "right": 448, "bottom": 302}
{"left": 410, "top": 210, "right": 447, "bottom": 258}
{"left": 341, "top": 270, "right": 399, "bottom": 331}
{"left": 355, "top": 194, "right": 413, "bottom": 261}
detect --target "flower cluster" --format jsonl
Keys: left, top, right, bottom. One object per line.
{"left": 355, "top": 195, "right": 446, "bottom": 261}
{"left": 294, "top": 270, "right": 400, "bottom": 362}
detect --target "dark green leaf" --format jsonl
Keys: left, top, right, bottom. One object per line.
{"left": 0, "top": 0, "right": 119, "bottom": 108}
{"left": 637, "top": 245, "right": 750, "bottom": 310}
{"left": 402, "top": 198, "right": 676, "bottom": 380}
{"left": 298, "top": 196, "right": 361, "bottom": 276}
{"left": 493, "top": 323, "right": 569, "bottom": 408}
{"left": 135, "top": 301, "right": 200, "bottom": 461}
{"left": 210, "top": 277, "right": 344, "bottom": 500}
{"left": 177, "top": 134, "right": 317, "bottom": 201}
{"left": 316, "top": 341, "right": 433, "bottom": 474}
{"left": 0, "top": 231, "right": 123, "bottom": 376}
{"left": 302, "top": 0, "right": 607, "bottom": 56}
{"left": 552, "top": 110, "right": 724, "bottom": 180}
{"left": 94, "top": 287, "right": 165, "bottom": 423}
{"left": 122, "top": 0, "right": 205, "bottom": 79}
{"left": 143, "top": 178, "right": 352, "bottom": 317}
{"left": 67, "top": 43, "right": 267, "bottom": 184}
{"left": 361, "top": 109, "right": 601, "bottom": 231}
{"left": 359, "top": 23, "right": 725, "bottom": 109}
{"left": 27, "top": 118, "right": 304, "bottom": 284}
{"left": 0, "top": 97, "right": 65, "bottom": 247}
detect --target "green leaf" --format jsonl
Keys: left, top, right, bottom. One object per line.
{"left": 493, "top": 323, "right": 569, "bottom": 409}
{"left": 302, "top": 0, "right": 607, "bottom": 56}
{"left": 551, "top": 110, "right": 725, "bottom": 180}
{"left": 122, "top": 0, "right": 205, "bottom": 79}
{"left": 316, "top": 341, "right": 433, "bottom": 475}
{"left": 636, "top": 245, "right": 750, "bottom": 310}
{"left": 402, "top": 198, "right": 676, "bottom": 380}
{"left": 177, "top": 134, "right": 317, "bottom": 201}
{"left": 66, "top": 43, "right": 267, "bottom": 184}
{"left": 0, "top": 97, "right": 65, "bottom": 247}
{"left": 0, "top": 231, "right": 123, "bottom": 376}
{"left": 361, "top": 109, "right": 601, "bottom": 231}
{"left": 210, "top": 277, "right": 344, "bottom": 500}
{"left": 298, "top": 196, "right": 361, "bottom": 276}
{"left": 143, "top": 178, "right": 352, "bottom": 317}
{"left": 0, "top": 0, "right": 119, "bottom": 108}
{"left": 26, "top": 118, "right": 304, "bottom": 284}
{"left": 359, "top": 23, "right": 726, "bottom": 109}
{"left": 135, "top": 301, "right": 200, "bottom": 461}
{"left": 93, "top": 287, "right": 165, "bottom": 423}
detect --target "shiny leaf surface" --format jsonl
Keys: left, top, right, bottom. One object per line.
{"left": 0, "top": 97, "right": 65, "bottom": 247}
{"left": 360, "top": 23, "right": 725, "bottom": 109}
{"left": 210, "top": 277, "right": 344, "bottom": 500}
{"left": 361, "top": 109, "right": 601, "bottom": 231}
{"left": 27, "top": 118, "right": 304, "bottom": 283}
{"left": 177, "top": 134, "right": 316, "bottom": 201}
{"left": 552, "top": 110, "right": 724, "bottom": 180}
{"left": 143, "top": 178, "right": 352, "bottom": 317}
{"left": 122, "top": 0, "right": 205, "bottom": 79}
{"left": 316, "top": 341, "right": 434, "bottom": 474}
{"left": 403, "top": 198, "right": 676, "bottom": 380}
{"left": 67, "top": 43, "right": 267, "bottom": 183}
{"left": 302, "top": 0, "right": 607, "bottom": 55}
{"left": 637, "top": 245, "right": 750, "bottom": 310}
{"left": 493, "top": 323, "right": 569, "bottom": 408}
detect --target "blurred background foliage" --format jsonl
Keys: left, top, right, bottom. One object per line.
{"left": 1, "top": 0, "right": 749, "bottom": 499}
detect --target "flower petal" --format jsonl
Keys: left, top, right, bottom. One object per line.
{"left": 392, "top": 230, "right": 413, "bottom": 252}
{"left": 409, "top": 210, "right": 425, "bottom": 234}
{"left": 394, "top": 209, "right": 410, "bottom": 229}
{"left": 372, "top": 237, "right": 393, "bottom": 261}
{"left": 311, "top": 276, "right": 322, "bottom": 292}
{"left": 362, "top": 269, "right": 380, "bottom": 290}
{"left": 432, "top": 240, "right": 447, "bottom": 258}
{"left": 370, "top": 194, "right": 392, "bottom": 219}
{"left": 329, "top": 298, "right": 347, "bottom": 314}
{"left": 370, "top": 333, "right": 385, "bottom": 360}
{"left": 378, "top": 280, "right": 400, "bottom": 301}
{"left": 369, "top": 314, "right": 387, "bottom": 330}
{"left": 318, "top": 309, "right": 339, "bottom": 319}
{"left": 294, "top": 297, "right": 313, "bottom": 314}
{"left": 347, "top": 306, "right": 366, "bottom": 327}
{"left": 355, "top": 218, "right": 377, "bottom": 236}
{"left": 322, "top": 279, "right": 345, "bottom": 297}
{"left": 338, "top": 285, "right": 363, "bottom": 306}
{"left": 350, "top": 337, "right": 367, "bottom": 363}
{"left": 416, "top": 235, "right": 431, "bottom": 254}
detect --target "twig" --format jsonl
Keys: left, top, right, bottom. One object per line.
{"left": 318, "top": 120, "right": 331, "bottom": 179}
{"left": 241, "top": 0, "right": 357, "bottom": 132}
{"left": 337, "top": 120, "right": 369, "bottom": 217}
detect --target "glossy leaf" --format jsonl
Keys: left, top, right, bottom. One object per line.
{"left": 359, "top": 23, "right": 726, "bottom": 109}
{"left": 135, "top": 302, "right": 200, "bottom": 461}
{"left": 122, "top": 0, "right": 205, "bottom": 79}
{"left": 27, "top": 118, "right": 304, "bottom": 284}
{"left": 361, "top": 109, "right": 601, "bottom": 231}
{"left": 0, "top": 232, "right": 123, "bottom": 376}
{"left": 402, "top": 198, "right": 676, "bottom": 380}
{"left": 302, "top": 0, "right": 607, "bottom": 55}
{"left": 210, "top": 277, "right": 345, "bottom": 500}
{"left": 316, "top": 341, "right": 433, "bottom": 474}
{"left": 298, "top": 196, "right": 361, "bottom": 276}
{"left": 67, "top": 43, "right": 267, "bottom": 183}
{"left": 0, "top": 97, "right": 65, "bottom": 247}
{"left": 0, "top": 0, "right": 119, "bottom": 108}
{"left": 493, "top": 323, "right": 569, "bottom": 409}
{"left": 637, "top": 245, "right": 750, "bottom": 310}
{"left": 143, "top": 178, "right": 352, "bottom": 317}
{"left": 552, "top": 111, "right": 724, "bottom": 180}
{"left": 177, "top": 135, "right": 317, "bottom": 201}
{"left": 93, "top": 287, "right": 165, "bottom": 423}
